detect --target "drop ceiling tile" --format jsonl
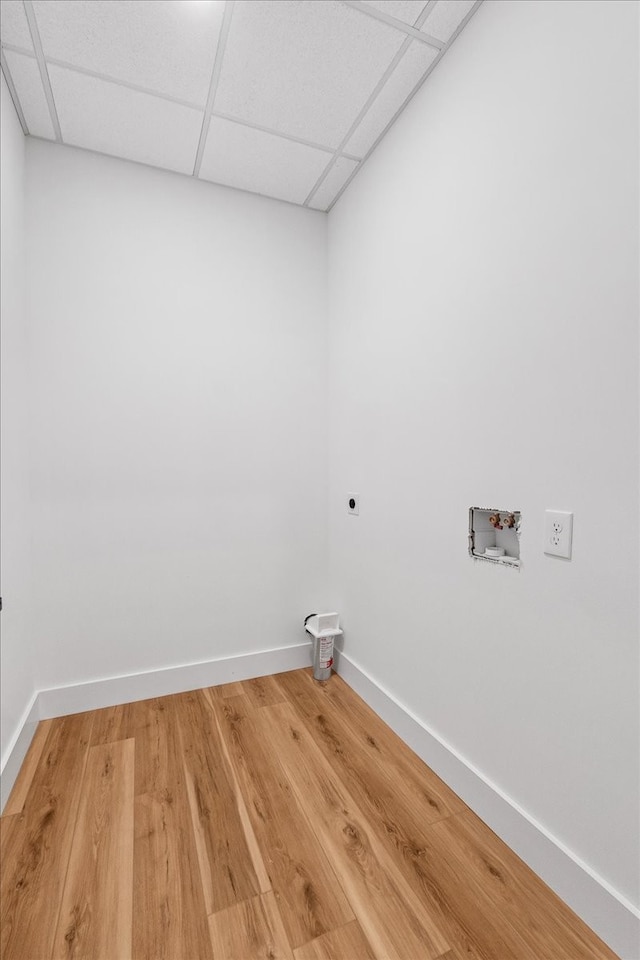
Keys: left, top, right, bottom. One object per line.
{"left": 200, "top": 117, "right": 331, "bottom": 205}
{"left": 0, "top": 0, "right": 33, "bottom": 51}
{"left": 33, "top": 0, "right": 223, "bottom": 106}
{"left": 421, "top": 0, "right": 476, "bottom": 42}
{"left": 48, "top": 64, "right": 203, "bottom": 174}
{"left": 345, "top": 39, "right": 437, "bottom": 159}
{"left": 360, "top": 1, "right": 429, "bottom": 27}
{"left": 215, "top": 0, "right": 406, "bottom": 150}
{"left": 308, "top": 156, "right": 359, "bottom": 211}
{"left": 3, "top": 49, "right": 54, "bottom": 138}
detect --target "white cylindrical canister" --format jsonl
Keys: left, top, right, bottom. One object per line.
{"left": 313, "top": 635, "right": 334, "bottom": 681}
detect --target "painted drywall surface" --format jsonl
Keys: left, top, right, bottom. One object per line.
{"left": 25, "top": 141, "right": 328, "bottom": 689}
{"left": 327, "top": 0, "right": 639, "bottom": 908}
{"left": 0, "top": 75, "right": 34, "bottom": 765}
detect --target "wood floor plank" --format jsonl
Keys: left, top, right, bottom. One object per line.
{"left": 261, "top": 701, "right": 451, "bottom": 960}
{"left": 126, "top": 695, "right": 178, "bottom": 798}
{"left": 0, "top": 813, "right": 21, "bottom": 862}
{"left": 0, "top": 712, "right": 94, "bottom": 960}
{"left": 214, "top": 694, "right": 354, "bottom": 949}
{"left": 89, "top": 702, "right": 133, "bottom": 746}
{"left": 275, "top": 673, "right": 496, "bottom": 957}
{"left": 278, "top": 668, "right": 459, "bottom": 835}
{"left": 51, "top": 738, "right": 134, "bottom": 959}
{"left": 208, "top": 891, "right": 294, "bottom": 960}
{"left": 275, "top": 675, "right": 591, "bottom": 960}
{"left": 276, "top": 674, "right": 618, "bottom": 960}
{"left": 243, "top": 674, "right": 288, "bottom": 708}
{"left": 277, "top": 668, "right": 465, "bottom": 821}
{"left": 175, "top": 689, "right": 261, "bottom": 914}
{"left": 427, "top": 811, "right": 620, "bottom": 960}
{"left": 202, "top": 690, "right": 272, "bottom": 894}
{"left": 293, "top": 920, "right": 376, "bottom": 960}
{"left": 207, "top": 680, "right": 246, "bottom": 700}
{"left": 2, "top": 719, "right": 54, "bottom": 816}
{"left": 131, "top": 696, "right": 213, "bottom": 960}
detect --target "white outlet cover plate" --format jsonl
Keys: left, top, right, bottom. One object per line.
{"left": 544, "top": 509, "right": 573, "bottom": 559}
{"left": 347, "top": 492, "right": 360, "bottom": 515}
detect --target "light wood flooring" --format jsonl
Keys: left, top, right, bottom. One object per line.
{"left": 0, "top": 668, "right": 619, "bottom": 960}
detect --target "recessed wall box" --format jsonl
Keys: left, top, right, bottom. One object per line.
{"left": 469, "top": 507, "right": 521, "bottom": 567}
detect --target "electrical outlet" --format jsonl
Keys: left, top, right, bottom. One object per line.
{"left": 544, "top": 510, "right": 573, "bottom": 559}
{"left": 347, "top": 493, "right": 360, "bottom": 515}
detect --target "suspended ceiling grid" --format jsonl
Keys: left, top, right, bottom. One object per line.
{"left": 0, "top": 0, "right": 482, "bottom": 211}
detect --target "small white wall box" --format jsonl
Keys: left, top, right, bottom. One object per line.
{"left": 469, "top": 507, "right": 521, "bottom": 567}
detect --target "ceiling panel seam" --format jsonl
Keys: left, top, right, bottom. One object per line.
{"left": 23, "top": 0, "right": 62, "bottom": 142}
{"left": 211, "top": 109, "right": 360, "bottom": 160}
{"left": 193, "top": 0, "right": 235, "bottom": 178}
{"left": 303, "top": 34, "right": 413, "bottom": 206}
{"left": 420, "top": 0, "right": 439, "bottom": 26}
{"left": 342, "top": 0, "right": 444, "bottom": 49}
{"left": 0, "top": 51, "right": 29, "bottom": 134}
{"left": 327, "top": 0, "right": 484, "bottom": 210}
{"left": 37, "top": 56, "right": 205, "bottom": 112}
{"left": 1, "top": 43, "right": 36, "bottom": 58}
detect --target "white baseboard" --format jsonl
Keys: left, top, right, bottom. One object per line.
{"left": 1, "top": 642, "right": 312, "bottom": 812}
{"left": 0, "top": 692, "right": 41, "bottom": 812}
{"left": 36, "top": 642, "right": 312, "bottom": 719}
{"left": 333, "top": 649, "right": 640, "bottom": 960}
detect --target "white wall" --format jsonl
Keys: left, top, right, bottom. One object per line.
{"left": 327, "top": 0, "right": 639, "bottom": 914}
{"left": 25, "top": 141, "right": 328, "bottom": 690}
{"left": 1, "top": 75, "right": 34, "bottom": 765}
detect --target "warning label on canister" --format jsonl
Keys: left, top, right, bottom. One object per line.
{"left": 319, "top": 637, "right": 334, "bottom": 669}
